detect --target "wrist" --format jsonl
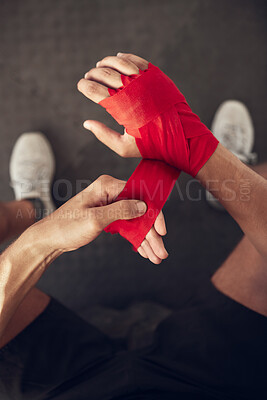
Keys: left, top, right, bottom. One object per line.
{"left": 24, "top": 221, "right": 64, "bottom": 261}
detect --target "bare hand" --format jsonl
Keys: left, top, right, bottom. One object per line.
{"left": 77, "top": 54, "right": 169, "bottom": 263}
{"left": 38, "top": 175, "right": 168, "bottom": 264}
{"left": 77, "top": 53, "right": 149, "bottom": 158}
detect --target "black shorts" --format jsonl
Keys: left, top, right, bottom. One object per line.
{"left": 0, "top": 279, "right": 266, "bottom": 400}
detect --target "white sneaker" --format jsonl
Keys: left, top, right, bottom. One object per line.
{"left": 10, "top": 132, "right": 56, "bottom": 217}
{"left": 206, "top": 100, "right": 257, "bottom": 210}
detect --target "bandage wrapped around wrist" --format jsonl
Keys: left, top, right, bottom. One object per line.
{"left": 101, "top": 64, "right": 219, "bottom": 250}
{"left": 100, "top": 63, "right": 219, "bottom": 177}
{"left": 105, "top": 160, "right": 179, "bottom": 251}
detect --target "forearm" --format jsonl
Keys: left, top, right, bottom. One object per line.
{"left": 197, "top": 144, "right": 267, "bottom": 259}
{"left": 0, "top": 225, "right": 61, "bottom": 340}
{"left": 0, "top": 173, "right": 149, "bottom": 338}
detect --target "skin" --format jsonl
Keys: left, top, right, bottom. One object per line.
{"left": 77, "top": 52, "right": 267, "bottom": 263}
{"left": 0, "top": 185, "right": 169, "bottom": 266}
{"left": 1, "top": 52, "right": 266, "bottom": 350}
{"left": 0, "top": 200, "right": 35, "bottom": 243}
{"left": 0, "top": 175, "right": 150, "bottom": 342}
{"left": 78, "top": 54, "right": 168, "bottom": 262}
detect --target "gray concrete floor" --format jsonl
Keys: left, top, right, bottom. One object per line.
{"left": 0, "top": 0, "right": 266, "bottom": 315}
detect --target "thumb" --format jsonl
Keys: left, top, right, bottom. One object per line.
{"left": 94, "top": 199, "right": 147, "bottom": 229}
{"left": 84, "top": 120, "right": 125, "bottom": 156}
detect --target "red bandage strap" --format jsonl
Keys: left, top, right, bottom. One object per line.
{"left": 101, "top": 63, "right": 218, "bottom": 248}
{"left": 100, "top": 64, "right": 185, "bottom": 138}
{"left": 100, "top": 63, "right": 219, "bottom": 177}
{"left": 104, "top": 160, "right": 180, "bottom": 251}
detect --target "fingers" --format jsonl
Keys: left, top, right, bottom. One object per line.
{"left": 117, "top": 53, "right": 149, "bottom": 71}
{"left": 96, "top": 56, "right": 139, "bottom": 75}
{"left": 83, "top": 175, "right": 126, "bottom": 207}
{"left": 154, "top": 211, "right": 167, "bottom": 236}
{"left": 84, "top": 120, "right": 141, "bottom": 158}
{"left": 88, "top": 176, "right": 168, "bottom": 264}
{"left": 138, "top": 222, "right": 168, "bottom": 264}
{"left": 78, "top": 53, "right": 148, "bottom": 103}
{"left": 84, "top": 120, "right": 124, "bottom": 154}
{"left": 77, "top": 79, "right": 109, "bottom": 103}
{"left": 146, "top": 226, "right": 169, "bottom": 260}
{"left": 84, "top": 67, "right": 122, "bottom": 90}
{"left": 137, "top": 246, "right": 148, "bottom": 259}
{"left": 97, "top": 199, "right": 147, "bottom": 229}
{"left": 140, "top": 238, "right": 162, "bottom": 265}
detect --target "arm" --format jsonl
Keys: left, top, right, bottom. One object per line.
{"left": 196, "top": 144, "right": 267, "bottom": 260}
{"left": 0, "top": 230, "right": 61, "bottom": 340}
{"left": 77, "top": 53, "right": 267, "bottom": 261}
{"left": 0, "top": 175, "right": 148, "bottom": 341}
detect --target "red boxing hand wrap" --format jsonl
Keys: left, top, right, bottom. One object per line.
{"left": 104, "top": 160, "right": 180, "bottom": 251}
{"left": 100, "top": 63, "right": 218, "bottom": 249}
{"left": 100, "top": 63, "right": 219, "bottom": 177}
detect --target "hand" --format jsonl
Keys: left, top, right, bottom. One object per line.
{"left": 77, "top": 53, "right": 150, "bottom": 158}
{"left": 37, "top": 175, "right": 168, "bottom": 264}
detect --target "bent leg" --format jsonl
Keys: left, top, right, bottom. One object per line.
{"left": 212, "top": 162, "right": 267, "bottom": 317}
{"left": 0, "top": 297, "right": 114, "bottom": 400}
{"left": 211, "top": 235, "right": 267, "bottom": 316}
{"left": 0, "top": 288, "right": 50, "bottom": 349}
{"left": 0, "top": 200, "right": 50, "bottom": 348}
{"left": 0, "top": 200, "right": 35, "bottom": 244}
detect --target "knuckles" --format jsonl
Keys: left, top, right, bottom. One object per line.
{"left": 99, "top": 56, "right": 112, "bottom": 64}
{"left": 85, "top": 80, "right": 98, "bottom": 94}
{"left": 96, "top": 174, "right": 125, "bottom": 187}
{"left": 99, "top": 55, "right": 129, "bottom": 68}
{"left": 99, "top": 68, "right": 112, "bottom": 77}
{"left": 77, "top": 78, "right": 97, "bottom": 94}
{"left": 94, "top": 174, "right": 114, "bottom": 191}
{"left": 86, "top": 67, "right": 112, "bottom": 78}
{"left": 97, "top": 174, "right": 113, "bottom": 185}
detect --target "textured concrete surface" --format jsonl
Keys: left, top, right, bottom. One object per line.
{"left": 0, "top": 0, "right": 266, "bottom": 315}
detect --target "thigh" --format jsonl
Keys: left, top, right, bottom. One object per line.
{"left": 212, "top": 160, "right": 267, "bottom": 316}
{"left": 211, "top": 235, "right": 267, "bottom": 316}
{"left": 0, "top": 287, "right": 51, "bottom": 349}
{"left": 0, "top": 298, "right": 115, "bottom": 400}
{"left": 147, "top": 271, "right": 267, "bottom": 399}
{"left": 145, "top": 235, "right": 267, "bottom": 399}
